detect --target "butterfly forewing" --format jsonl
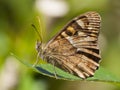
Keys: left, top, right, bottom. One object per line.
{"left": 39, "top": 12, "right": 101, "bottom": 79}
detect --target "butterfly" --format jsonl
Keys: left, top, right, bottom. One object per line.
{"left": 36, "top": 11, "right": 101, "bottom": 79}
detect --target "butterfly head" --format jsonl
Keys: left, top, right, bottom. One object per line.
{"left": 36, "top": 40, "right": 43, "bottom": 57}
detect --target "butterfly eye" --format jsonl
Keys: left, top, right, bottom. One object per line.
{"left": 36, "top": 40, "right": 42, "bottom": 52}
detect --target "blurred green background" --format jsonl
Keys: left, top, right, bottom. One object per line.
{"left": 0, "top": 0, "right": 120, "bottom": 90}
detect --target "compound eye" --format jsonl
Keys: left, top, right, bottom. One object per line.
{"left": 36, "top": 40, "right": 42, "bottom": 52}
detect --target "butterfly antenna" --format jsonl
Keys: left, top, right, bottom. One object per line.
{"left": 31, "top": 24, "right": 42, "bottom": 43}
{"left": 32, "top": 17, "right": 43, "bottom": 67}
{"left": 37, "top": 16, "right": 43, "bottom": 43}
{"left": 32, "top": 25, "right": 42, "bottom": 67}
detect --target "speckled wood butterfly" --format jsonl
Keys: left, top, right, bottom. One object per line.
{"left": 36, "top": 11, "right": 101, "bottom": 79}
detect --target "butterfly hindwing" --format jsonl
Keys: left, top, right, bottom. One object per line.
{"left": 41, "top": 12, "right": 101, "bottom": 79}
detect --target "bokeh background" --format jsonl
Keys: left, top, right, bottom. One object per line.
{"left": 0, "top": 0, "right": 120, "bottom": 90}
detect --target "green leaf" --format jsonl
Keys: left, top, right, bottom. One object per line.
{"left": 34, "top": 64, "right": 80, "bottom": 80}
{"left": 34, "top": 64, "right": 120, "bottom": 83}
{"left": 14, "top": 54, "right": 120, "bottom": 85}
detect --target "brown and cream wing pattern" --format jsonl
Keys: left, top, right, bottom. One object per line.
{"left": 42, "top": 12, "right": 101, "bottom": 79}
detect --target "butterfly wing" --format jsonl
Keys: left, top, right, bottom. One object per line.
{"left": 42, "top": 12, "right": 101, "bottom": 79}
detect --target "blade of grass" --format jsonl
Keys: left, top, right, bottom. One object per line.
{"left": 13, "top": 53, "right": 120, "bottom": 86}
